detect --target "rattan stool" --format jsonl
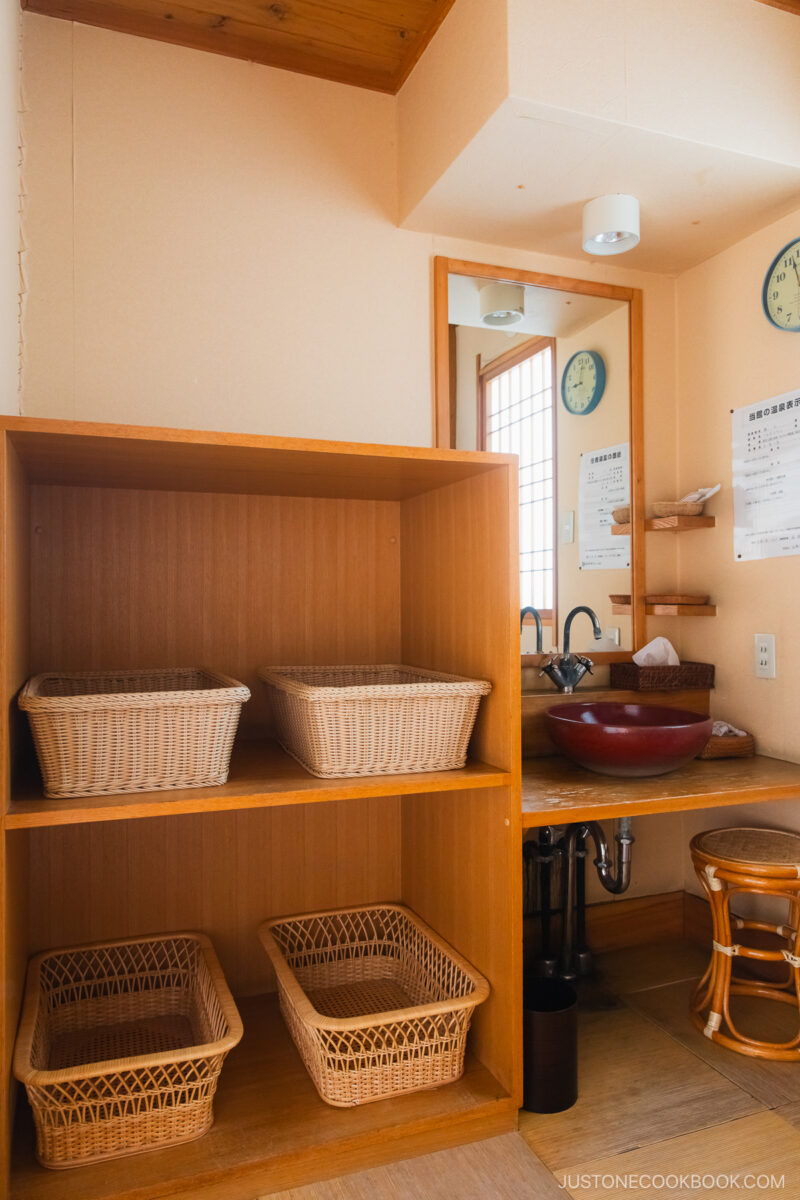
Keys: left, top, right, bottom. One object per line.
{"left": 691, "top": 827, "right": 800, "bottom": 1060}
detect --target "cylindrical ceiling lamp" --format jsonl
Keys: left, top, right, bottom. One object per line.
{"left": 582, "top": 194, "right": 640, "bottom": 256}
{"left": 479, "top": 282, "right": 525, "bottom": 327}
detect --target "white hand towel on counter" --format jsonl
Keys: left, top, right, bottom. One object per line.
{"left": 632, "top": 637, "right": 680, "bottom": 667}
{"left": 711, "top": 720, "right": 748, "bottom": 738}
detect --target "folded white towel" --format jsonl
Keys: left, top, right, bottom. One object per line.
{"left": 711, "top": 720, "right": 748, "bottom": 738}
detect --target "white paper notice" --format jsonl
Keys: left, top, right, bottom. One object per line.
{"left": 578, "top": 442, "right": 630, "bottom": 570}
{"left": 732, "top": 389, "right": 800, "bottom": 563}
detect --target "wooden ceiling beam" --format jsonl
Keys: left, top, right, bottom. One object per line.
{"left": 21, "top": 0, "right": 459, "bottom": 93}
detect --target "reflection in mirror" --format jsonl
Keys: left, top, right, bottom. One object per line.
{"left": 436, "top": 261, "right": 643, "bottom": 658}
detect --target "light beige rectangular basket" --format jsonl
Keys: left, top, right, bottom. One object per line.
{"left": 258, "top": 665, "right": 491, "bottom": 778}
{"left": 19, "top": 667, "right": 250, "bottom": 798}
{"left": 13, "top": 932, "right": 243, "bottom": 1169}
{"left": 258, "top": 903, "right": 490, "bottom": 1108}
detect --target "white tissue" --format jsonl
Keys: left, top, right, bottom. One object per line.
{"left": 679, "top": 484, "right": 721, "bottom": 504}
{"left": 632, "top": 636, "right": 680, "bottom": 667}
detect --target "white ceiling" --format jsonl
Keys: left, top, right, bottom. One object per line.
{"left": 448, "top": 272, "right": 625, "bottom": 337}
{"left": 404, "top": 97, "right": 800, "bottom": 275}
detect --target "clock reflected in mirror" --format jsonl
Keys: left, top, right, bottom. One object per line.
{"left": 561, "top": 350, "right": 606, "bottom": 415}
{"left": 762, "top": 236, "right": 800, "bottom": 331}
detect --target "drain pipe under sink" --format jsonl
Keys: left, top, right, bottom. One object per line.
{"left": 558, "top": 818, "right": 635, "bottom": 981}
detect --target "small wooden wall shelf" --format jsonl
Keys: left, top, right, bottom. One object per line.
{"left": 612, "top": 515, "right": 716, "bottom": 536}
{"left": 0, "top": 418, "right": 523, "bottom": 1197}
{"left": 612, "top": 603, "right": 717, "bottom": 617}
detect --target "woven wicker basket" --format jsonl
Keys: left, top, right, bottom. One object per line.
{"left": 698, "top": 733, "right": 755, "bottom": 760}
{"left": 19, "top": 667, "right": 250, "bottom": 798}
{"left": 259, "top": 903, "right": 489, "bottom": 1108}
{"left": 652, "top": 500, "right": 705, "bottom": 517}
{"left": 610, "top": 662, "right": 715, "bottom": 691}
{"left": 258, "top": 665, "right": 492, "bottom": 778}
{"left": 14, "top": 932, "right": 243, "bottom": 1169}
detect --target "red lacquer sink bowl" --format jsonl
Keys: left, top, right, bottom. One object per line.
{"left": 545, "top": 702, "right": 713, "bottom": 778}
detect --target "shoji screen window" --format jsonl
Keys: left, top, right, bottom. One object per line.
{"left": 479, "top": 337, "right": 557, "bottom": 621}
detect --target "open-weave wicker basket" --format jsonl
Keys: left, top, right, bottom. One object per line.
{"left": 259, "top": 903, "right": 490, "bottom": 1107}
{"left": 19, "top": 667, "right": 250, "bottom": 798}
{"left": 14, "top": 932, "right": 243, "bottom": 1169}
{"left": 258, "top": 665, "right": 491, "bottom": 778}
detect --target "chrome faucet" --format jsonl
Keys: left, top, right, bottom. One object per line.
{"left": 539, "top": 605, "right": 603, "bottom": 693}
{"left": 520, "top": 606, "right": 543, "bottom": 654}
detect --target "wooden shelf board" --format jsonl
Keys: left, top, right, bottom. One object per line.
{"left": 1, "top": 419, "right": 513, "bottom": 501}
{"left": 522, "top": 754, "right": 800, "bottom": 828}
{"left": 5, "top": 740, "right": 510, "bottom": 829}
{"left": 612, "top": 515, "right": 716, "bottom": 535}
{"left": 10, "top": 992, "right": 514, "bottom": 1200}
{"left": 611, "top": 603, "right": 716, "bottom": 617}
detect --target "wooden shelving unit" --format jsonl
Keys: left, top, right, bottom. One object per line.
{"left": 0, "top": 418, "right": 523, "bottom": 1197}
{"left": 612, "top": 515, "right": 716, "bottom": 535}
{"left": 7, "top": 740, "right": 510, "bottom": 829}
{"left": 11, "top": 994, "right": 511, "bottom": 1200}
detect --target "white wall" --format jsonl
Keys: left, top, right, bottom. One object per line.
{"left": 0, "top": 0, "right": 18, "bottom": 415}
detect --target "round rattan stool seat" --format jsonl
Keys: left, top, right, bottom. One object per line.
{"left": 693, "top": 827, "right": 800, "bottom": 874}
{"left": 690, "top": 825, "right": 800, "bottom": 1061}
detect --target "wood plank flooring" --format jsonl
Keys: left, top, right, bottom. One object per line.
{"left": 267, "top": 1133, "right": 563, "bottom": 1200}
{"left": 279, "top": 939, "right": 800, "bottom": 1199}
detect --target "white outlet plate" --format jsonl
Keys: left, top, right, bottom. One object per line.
{"left": 559, "top": 511, "right": 574, "bottom": 544}
{"left": 754, "top": 633, "right": 776, "bottom": 679}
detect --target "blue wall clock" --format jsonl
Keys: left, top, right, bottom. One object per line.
{"left": 762, "top": 236, "right": 800, "bottom": 331}
{"left": 561, "top": 350, "right": 606, "bottom": 415}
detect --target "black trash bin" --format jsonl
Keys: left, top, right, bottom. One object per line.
{"left": 522, "top": 977, "right": 578, "bottom": 1113}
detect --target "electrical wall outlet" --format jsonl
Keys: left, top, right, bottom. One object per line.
{"left": 606, "top": 627, "right": 621, "bottom": 646}
{"left": 754, "top": 633, "right": 776, "bottom": 679}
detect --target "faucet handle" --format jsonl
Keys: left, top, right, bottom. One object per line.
{"left": 575, "top": 654, "right": 595, "bottom": 675}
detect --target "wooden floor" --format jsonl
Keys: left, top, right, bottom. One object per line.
{"left": 277, "top": 941, "right": 800, "bottom": 1199}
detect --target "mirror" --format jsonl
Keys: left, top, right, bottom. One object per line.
{"left": 433, "top": 258, "right": 645, "bottom": 661}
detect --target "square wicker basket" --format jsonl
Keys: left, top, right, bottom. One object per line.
{"left": 258, "top": 665, "right": 492, "bottom": 778}
{"left": 19, "top": 667, "right": 250, "bottom": 798}
{"left": 259, "top": 904, "right": 489, "bottom": 1107}
{"left": 13, "top": 932, "right": 243, "bottom": 1169}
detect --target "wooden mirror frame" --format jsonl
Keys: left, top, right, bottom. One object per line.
{"left": 433, "top": 256, "right": 645, "bottom": 664}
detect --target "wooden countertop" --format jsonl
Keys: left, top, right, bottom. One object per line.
{"left": 522, "top": 754, "right": 800, "bottom": 827}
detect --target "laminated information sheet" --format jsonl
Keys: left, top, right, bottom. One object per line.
{"left": 578, "top": 441, "right": 630, "bottom": 570}
{"left": 732, "top": 388, "right": 800, "bottom": 562}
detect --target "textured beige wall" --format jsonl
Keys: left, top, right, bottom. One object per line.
{"left": 21, "top": 17, "right": 433, "bottom": 444}
{"left": 674, "top": 206, "right": 800, "bottom": 761}
{"left": 0, "top": 0, "right": 18, "bottom": 415}
{"left": 20, "top": 14, "right": 680, "bottom": 472}
{"left": 677, "top": 204, "right": 800, "bottom": 893}
{"left": 396, "top": 0, "right": 508, "bottom": 222}
{"left": 507, "top": 0, "right": 800, "bottom": 168}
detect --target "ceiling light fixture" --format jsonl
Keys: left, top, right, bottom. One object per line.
{"left": 582, "top": 194, "right": 640, "bottom": 256}
{"left": 479, "top": 282, "right": 525, "bottom": 327}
